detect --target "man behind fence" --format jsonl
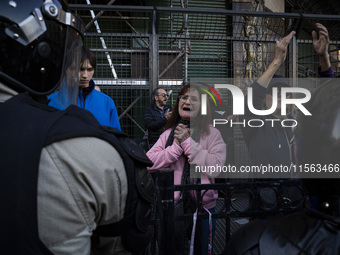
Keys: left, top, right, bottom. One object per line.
{"left": 144, "top": 87, "right": 172, "bottom": 149}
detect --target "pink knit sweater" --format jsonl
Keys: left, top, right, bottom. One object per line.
{"left": 147, "top": 125, "right": 226, "bottom": 209}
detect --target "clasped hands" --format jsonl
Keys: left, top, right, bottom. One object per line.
{"left": 174, "top": 123, "right": 190, "bottom": 145}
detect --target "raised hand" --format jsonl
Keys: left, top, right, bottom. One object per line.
{"left": 312, "top": 23, "right": 331, "bottom": 71}
{"left": 274, "top": 31, "right": 296, "bottom": 66}
{"left": 312, "top": 23, "right": 330, "bottom": 56}
{"left": 257, "top": 31, "right": 296, "bottom": 88}
{"left": 165, "top": 109, "right": 172, "bottom": 120}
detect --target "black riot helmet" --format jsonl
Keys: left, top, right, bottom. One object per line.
{"left": 0, "top": 0, "right": 84, "bottom": 104}
{"left": 296, "top": 78, "right": 340, "bottom": 203}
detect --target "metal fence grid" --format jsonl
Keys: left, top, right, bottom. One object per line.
{"left": 69, "top": 3, "right": 340, "bottom": 167}
{"left": 66, "top": 3, "right": 340, "bottom": 254}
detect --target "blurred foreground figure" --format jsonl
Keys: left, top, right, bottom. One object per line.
{"left": 0, "top": 1, "right": 153, "bottom": 254}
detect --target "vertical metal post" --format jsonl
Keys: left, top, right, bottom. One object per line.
{"left": 292, "top": 35, "right": 297, "bottom": 80}
{"left": 150, "top": 10, "right": 159, "bottom": 96}
{"left": 157, "top": 170, "right": 175, "bottom": 255}
{"left": 225, "top": 184, "right": 231, "bottom": 243}
{"left": 184, "top": 14, "right": 189, "bottom": 85}
{"left": 290, "top": 34, "right": 298, "bottom": 90}
{"left": 183, "top": 0, "right": 189, "bottom": 85}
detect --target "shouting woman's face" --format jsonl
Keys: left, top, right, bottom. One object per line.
{"left": 178, "top": 88, "right": 201, "bottom": 121}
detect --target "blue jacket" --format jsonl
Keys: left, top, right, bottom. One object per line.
{"left": 48, "top": 80, "right": 121, "bottom": 131}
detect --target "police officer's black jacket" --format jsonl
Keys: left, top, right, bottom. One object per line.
{"left": 0, "top": 92, "right": 154, "bottom": 254}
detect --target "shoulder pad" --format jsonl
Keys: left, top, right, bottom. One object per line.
{"left": 120, "top": 137, "right": 153, "bottom": 166}
{"left": 101, "top": 126, "right": 153, "bottom": 166}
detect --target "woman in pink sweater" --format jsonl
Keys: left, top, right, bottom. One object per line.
{"left": 147, "top": 84, "right": 226, "bottom": 255}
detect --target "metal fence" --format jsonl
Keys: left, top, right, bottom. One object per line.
{"left": 70, "top": 4, "right": 340, "bottom": 166}
{"left": 68, "top": 4, "right": 340, "bottom": 254}
{"left": 151, "top": 170, "right": 306, "bottom": 255}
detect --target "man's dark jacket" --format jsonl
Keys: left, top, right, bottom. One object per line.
{"left": 144, "top": 102, "right": 171, "bottom": 147}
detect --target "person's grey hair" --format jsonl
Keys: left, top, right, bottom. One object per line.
{"left": 151, "top": 88, "right": 160, "bottom": 102}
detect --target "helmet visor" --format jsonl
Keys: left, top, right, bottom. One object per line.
{"left": 57, "top": 27, "right": 82, "bottom": 108}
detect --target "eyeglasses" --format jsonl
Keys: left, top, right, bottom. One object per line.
{"left": 178, "top": 95, "right": 200, "bottom": 104}
{"left": 158, "top": 93, "right": 168, "bottom": 97}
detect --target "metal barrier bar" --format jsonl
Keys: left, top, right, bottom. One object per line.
{"left": 152, "top": 170, "right": 306, "bottom": 254}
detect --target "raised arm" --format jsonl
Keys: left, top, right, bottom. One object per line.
{"left": 312, "top": 23, "right": 332, "bottom": 73}
{"left": 256, "top": 31, "right": 296, "bottom": 88}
